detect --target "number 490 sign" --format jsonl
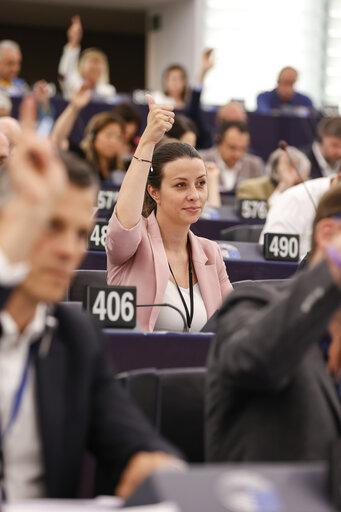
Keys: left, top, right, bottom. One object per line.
{"left": 263, "top": 233, "right": 300, "bottom": 262}
{"left": 86, "top": 286, "right": 136, "bottom": 328}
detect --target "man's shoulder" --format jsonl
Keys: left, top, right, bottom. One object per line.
{"left": 198, "top": 146, "right": 218, "bottom": 161}
{"left": 294, "top": 91, "right": 313, "bottom": 106}
{"left": 54, "top": 303, "right": 102, "bottom": 350}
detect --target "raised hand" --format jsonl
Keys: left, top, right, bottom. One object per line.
{"left": 70, "top": 81, "right": 92, "bottom": 110}
{"left": 140, "top": 94, "right": 175, "bottom": 145}
{"left": 67, "top": 15, "right": 83, "bottom": 48}
{"left": 199, "top": 48, "right": 214, "bottom": 83}
{"left": 1, "top": 95, "right": 67, "bottom": 262}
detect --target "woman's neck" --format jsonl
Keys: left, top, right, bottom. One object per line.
{"left": 156, "top": 211, "right": 189, "bottom": 253}
{"left": 97, "top": 155, "right": 111, "bottom": 180}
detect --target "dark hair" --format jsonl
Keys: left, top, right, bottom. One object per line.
{"left": 310, "top": 182, "right": 341, "bottom": 255}
{"left": 80, "top": 112, "right": 125, "bottom": 178}
{"left": 113, "top": 102, "right": 142, "bottom": 132}
{"left": 215, "top": 121, "right": 249, "bottom": 144}
{"left": 167, "top": 114, "right": 198, "bottom": 141}
{"left": 317, "top": 117, "right": 341, "bottom": 140}
{"left": 162, "top": 64, "right": 188, "bottom": 101}
{"left": 143, "top": 141, "right": 202, "bottom": 217}
{"left": 59, "top": 151, "right": 100, "bottom": 190}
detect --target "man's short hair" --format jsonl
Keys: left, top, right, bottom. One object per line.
{"left": 317, "top": 117, "right": 341, "bottom": 140}
{"left": 215, "top": 121, "right": 249, "bottom": 144}
{"left": 310, "top": 182, "right": 341, "bottom": 255}
{"left": 0, "top": 40, "right": 21, "bottom": 60}
{"left": 59, "top": 151, "right": 100, "bottom": 190}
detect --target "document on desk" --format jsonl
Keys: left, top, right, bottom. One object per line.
{"left": 4, "top": 498, "right": 180, "bottom": 512}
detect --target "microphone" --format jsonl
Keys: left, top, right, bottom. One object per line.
{"left": 136, "top": 303, "right": 188, "bottom": 333}
{"left": 278, "top": 140, "right": 317, "bottom": 212}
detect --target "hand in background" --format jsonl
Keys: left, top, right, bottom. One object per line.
{"left": 67, "top": 15, "right": 83, "bottom": 48}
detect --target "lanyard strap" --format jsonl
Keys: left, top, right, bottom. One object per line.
{"left": 168, "top": 238, "right": 194, "bottom": 330}
{"left": 1, "top": 345, "right": 32, "bottom": 443}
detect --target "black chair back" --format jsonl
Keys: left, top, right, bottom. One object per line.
{"left": 220, "top": 224, "right": 263, "bottom": 242}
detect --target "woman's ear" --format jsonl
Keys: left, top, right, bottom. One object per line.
{"left": 315, "top": 218, "right": 337, "bottom": 251}
{"left": 147, "top": 184, "right": 160, "bottom": 203}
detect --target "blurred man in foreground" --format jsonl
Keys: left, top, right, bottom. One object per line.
{"left": 0, "top": 97, "right": 182, "bottom": 501}
{"left": 206, "top": 183, "right": 341, "bottom": 463}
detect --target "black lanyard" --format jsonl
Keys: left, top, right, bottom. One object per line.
{"left": 168, "top": 238, "right": 194, "bottom": 330}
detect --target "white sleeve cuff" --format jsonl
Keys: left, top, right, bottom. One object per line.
{"left": 0, "top": 249, "right": 29, "bottom": 286}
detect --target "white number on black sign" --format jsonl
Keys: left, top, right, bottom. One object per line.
{"left": 263, "top": 233, "right": 299, "bottom": 262}
{"left": 92, "top": 290, "right": 135, "bottom": 322}
{"left": 89, "top": 223, "right": 107, "bottom": 249}
{"left": 240, "top": 199, "right": 268, "bottom": 220}
{"left": 97, "top": 190, "right": 119, "bottom": 210}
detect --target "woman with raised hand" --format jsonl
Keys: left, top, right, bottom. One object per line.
{"left": 106, "top": 95, "right": 232, "bottom": 332}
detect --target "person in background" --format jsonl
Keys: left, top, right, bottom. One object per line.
{"left": 113, "top": 101, "right": 142, "bottom": 156}
{"left": 216, "top": 101, "right": 247, "bottom": 125}
{"left": 52, "top": 85, "right": 125, "bottom": 182}
{"left": 256, "top": 66, "right": 314, "bottom": 115}
{"left": 58, "top": 15, "right": 116, "bottom": 99}
{"left": 0, "top": 91, "right": 12, "bottom": 117}
{"left": 0, "top": 116, "right": 21, "bottom": 148}
{"left": 166, "top": 114, "right": 198, "bottom": 147}
{"left": 106, "top": 95, "right": 232, "bottom": 332}
{"left": 237, "top": 146, "right": 311, "bottom": 207}
{"left": 199, "top": 121, "right": 264, "bottom": 192}
{"left": 206, "top": 183, "right": 341, "bottom": 464}
{"left": 0, "top": 40, "right": 27, "bottom": 95}
{"left": 259, "top": 171, "right": 341, "bottom": 260}
{"left": 302, "top": 117, "right": 341, "bottom": 179}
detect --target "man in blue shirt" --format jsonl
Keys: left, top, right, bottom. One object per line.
{"left": 256, "top": 66, "right": 314, "bottom": 115}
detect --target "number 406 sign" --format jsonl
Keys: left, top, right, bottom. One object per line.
{"left": 86, "top": 286, "right": 136, "bottom": 328}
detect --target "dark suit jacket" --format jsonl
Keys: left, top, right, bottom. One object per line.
{"left": 301, "top": 144, "right": 324, "bottom": 179}
{"left": 206, "top": 261, "right": 341, "bottom": 463}
{"left": 30, "top": 304, "right": 178, "bottom": 498}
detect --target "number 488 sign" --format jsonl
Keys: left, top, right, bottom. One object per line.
{"left": 86, "top": 286, "right": 136, "bottom": 328}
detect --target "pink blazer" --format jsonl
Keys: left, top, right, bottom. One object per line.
{"left": 106, "top": 210, "right": 233, "bottom": 332}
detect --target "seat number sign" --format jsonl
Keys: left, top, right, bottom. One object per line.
{"left": 238, "top": 199, "right": 268, "bottom": 220}
{"left": 87, "top": 285, "right": 136, "bottom": 328}
{"left": 97, "top": 189, "right": 119, "bottom": 212}
{"left": 89, "top": 220, "right": 107, "bottom": 251}
{"left": 263, "top": 233, "right": 300, "bottom": 262}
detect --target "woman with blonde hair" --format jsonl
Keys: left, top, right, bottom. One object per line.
{"left": 58, "top": 15, "right": 116, "bottom": 99}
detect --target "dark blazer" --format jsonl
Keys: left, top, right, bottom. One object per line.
{"left": 32, "top": 304, "right": 178, "bottom": 498}
{"left": 206, "top": 261, "right": 341, "bottom": 463}
{"left": 301, "top": 144, "right": 324, "bottom": 179}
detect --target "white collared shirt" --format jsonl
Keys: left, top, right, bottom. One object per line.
{"left": 0, "top": 304, "right": 47, "bottom": 501}
{"left": 312, "top": 141, "right": 339, "bottom": 177}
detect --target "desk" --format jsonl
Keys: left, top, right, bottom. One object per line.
{"left": 82, "top": 241, "right": 297, "bottom": 281}
{"left": 11, "top": 96, "right": 319, "bottom": 161}
{"left": 105, "top": 331, "right": 213, "bottom": 373}
{"left": 192, "top": 205, "right": 264, "bottom": 240}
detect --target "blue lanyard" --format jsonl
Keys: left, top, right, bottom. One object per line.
{"left": 0, "top": 344, "right": 32, "bottom": 502}
{"left": 1, "top": 344, "right": 32, "bottom": 442}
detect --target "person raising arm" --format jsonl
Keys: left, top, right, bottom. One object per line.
{"left": 106, "top": 95, "right": 232, "bottom": 332}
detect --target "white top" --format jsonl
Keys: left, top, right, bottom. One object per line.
{"left": 259, "top": 176, "right": 334, "bottom": 260}
{"left": 0, "top": 304, "right": 47, "bottom": 501}
{"left": 58, "top": 46, "right": 116, "bottom": 100}
{"left": 312, "top": 141, "right": 339, "bottom": 177}
{"left": 154, "top": 281, "right": 207, "bottom": 333}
